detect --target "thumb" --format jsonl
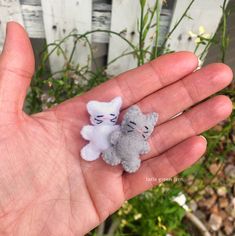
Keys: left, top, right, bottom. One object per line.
{"left": 0, "top": 21, "right": 35, "bottom": 119}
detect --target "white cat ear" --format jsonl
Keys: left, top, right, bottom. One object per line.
{"left": 111, "top": 96, "right": 122, "bottom": 110}
{"left": 87, "top": 101, "right": 99, "bottom": 115}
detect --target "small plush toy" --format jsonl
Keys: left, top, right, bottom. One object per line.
{"left": 80, "top": 96, "right": 122, "bottom": 161}
{"left": 102, "top": 105, "right": 158, "bottom": 173}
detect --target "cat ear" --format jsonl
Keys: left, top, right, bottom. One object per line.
{"left": 147, "top": 112, "right": 158, "bottom": 126}
{"left": 111, "top": 96, "right": 122, "bottom": 110}
{"left": 130, "top": 105, "right": 141, "bottom": 114}
{"left": 87, "top": 101, "right": 100, "bottom": 115}
{"left": 124, "top": 105, "right": 142, "bottom": 119}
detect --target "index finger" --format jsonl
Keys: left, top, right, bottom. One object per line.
{"left": 81, "top": 51, "right": 198, "bottom": 108}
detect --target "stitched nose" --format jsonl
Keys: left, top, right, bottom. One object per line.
{"left": 136, "top": 128, "right": 143, "bottom": 134}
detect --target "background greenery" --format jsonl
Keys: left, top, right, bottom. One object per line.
{"left": 25, "top": 0, "right": 235, "bottom": 235}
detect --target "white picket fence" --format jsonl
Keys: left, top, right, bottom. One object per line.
{"left": 0, "top": 0, "right": 226, "bottom": 76}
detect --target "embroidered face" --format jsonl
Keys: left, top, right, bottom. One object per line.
{"left": 122, "top": 105, "right": 158, "bottom": 139}
{"left": 87, "top": 96, "right": 122, "bottom": 125}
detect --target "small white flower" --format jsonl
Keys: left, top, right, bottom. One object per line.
{"left": 188, "top": 26, "right": 210, "bottom": 44}
{"left": 172, "top": 192, "right": 189, "bottom": 211}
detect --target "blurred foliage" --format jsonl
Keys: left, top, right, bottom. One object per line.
{"left": 25, "top": 0, "right": 234, "bottom": 235}
{"left": 114, "top": 186, "right": 187, "bottom": 236}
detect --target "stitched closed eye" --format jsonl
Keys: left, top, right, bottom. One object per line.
{"left": 94, "top": 113, "right": 118, "bottom": 124}
{"left": 127, "top": 124, "right": 135, "bottom": 129}
{"left": 130, "top": 121, "right": 136, "bottom": 125}
{"left": 127, "top": 121, "right": 136, "bottom": 132}
{"left": 144, "top": 126, "right": 149, "bottom": 133}
{"left": 110, "top": 116, "right": 118, "bottom": 122}
{"left": 95, "top": 118, "right": 103, "bottom": 124}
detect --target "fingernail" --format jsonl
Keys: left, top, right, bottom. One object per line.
{"left": 199, "top": 135, "right": 207, "bottom": 143}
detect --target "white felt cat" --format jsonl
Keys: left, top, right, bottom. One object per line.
{"left": 80, "top": 96, "right": 122, "bottom": 161}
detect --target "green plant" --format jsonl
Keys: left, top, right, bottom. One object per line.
{"left": 25, "top": 0, "right": 234, "bottom": 235}
{"left": 115, "top": 185, "right": 187, "bottom": 236}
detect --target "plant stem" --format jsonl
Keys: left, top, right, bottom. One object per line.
{"left": 139, "top": 0, "right": 145, "bottom": 66}
{"left": 42, "top": 29, "right": 139, "bottom": 68}
{"left": 159, "top": 0, "right": 195, "bottom": 54}
{"left": 221, "top": 0, "right": 228, "bottom": 63}
{"left": 106, "top": 49, "right": 152, "bottom": 69}
{"left": 194, "top": 43, "right": 200, "bottom": 54}
{"left": 199, "top": 37, "right": 214, "bottom": 61}
{"left": 96, "top": 222, "right": 105, "bottom": 236}
{"left": 107, "top": 219, "right": 120, "bottom": 236}
{"left": 151, "top": 0, "right": 160, "bottom": 59}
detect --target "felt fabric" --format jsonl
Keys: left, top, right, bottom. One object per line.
{"left": 80, "top": 96, "right": 122, "bottom": 161}
{"left": 102, "top": 105, "right": 158, "bottom": 173}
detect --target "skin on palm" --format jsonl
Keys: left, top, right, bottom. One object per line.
{"left": 0, "top": 22, "right": 233, "bottom": 235}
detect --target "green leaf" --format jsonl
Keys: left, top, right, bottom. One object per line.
{"left": 143, "top": 11, "right": 149, "bottom": 27}
{"left": 140, "top": 0, "right": 146, "bottom": 9}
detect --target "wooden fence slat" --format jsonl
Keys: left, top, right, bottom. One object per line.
{"left": 107, "top": 0, "right": 162, "bottom": 76}
{"left": 0, "top": 0, "right": 24, "bottom": 51}
{"left": 0, "top": 0, "right": 228, "bottom": 75}
{"left": 20, "top": 1, "right": 112, "bottom": 42}
{"left": 166, "top": 0, "right": 227, "bottom": 59}
{"left": 41, "top": 0, "right": 92, "bottom": 74}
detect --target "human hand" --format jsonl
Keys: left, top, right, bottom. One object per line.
{"left": 0, "top": 22, "right": 232, "bottom": 235}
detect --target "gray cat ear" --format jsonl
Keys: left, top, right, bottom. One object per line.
{"left": 87, "top": 101, "right": 99, "bottom": 115}
{"left": 122, "top": 105, "right": 141, "bottom": 122}
{"left": 147, "top": 112, "right": 158, "bottom": 126}
{"left": 111, "top": 96, "right": 122, "bottom": 110}
{"left": 127, "top": 105, "right": 142, "bottom": 115}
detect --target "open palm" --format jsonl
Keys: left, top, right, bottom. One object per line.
{"left": 0, "top": 22, "right": 232, "bottom": 235}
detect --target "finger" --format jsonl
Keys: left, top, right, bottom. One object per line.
{"left": 144, "top": 95, "right": 232, "bottom": 160}
{"left": 0, "top": 22, "right": 34, "bottom": 117}
{"left": 64, "top": 52, "right": 198, "bottom": 112}
{"left": 122, "top": 63, "right": 233, "bottom": 124}
{"left": 123, "top": 136, "right": 207, "bottom": 200}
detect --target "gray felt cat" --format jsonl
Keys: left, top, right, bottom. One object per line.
{"left": 102, "top": 105, "right": 158, "bottom": 173}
